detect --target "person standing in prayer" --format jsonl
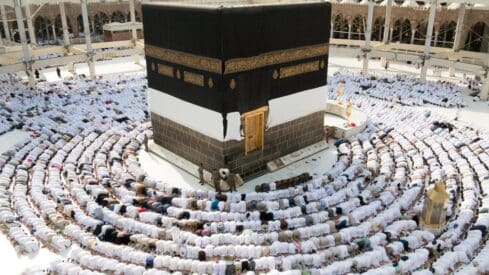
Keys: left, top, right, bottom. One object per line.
{"left": 211, "top": 169, "right": 221, "bottom": 193}
{"left": 143, "top": 134, "right": 149, "bottom": 152}
{"left": 35, "top": 69, "right": 40, "bottom": 79}
{"left": 226, "top": 172, "right": 238, "bottom": 192}
{"left": 324, "top": 126, "right": 331, "bottom": 143}
{"left": 56, "top": 67, "right": 61, "bottom": 79}
{"left": 337, "top": 81, "right": 345, "bottom": 104}
{"left": 198, "top": 163, "right": 205, "bottom": 185}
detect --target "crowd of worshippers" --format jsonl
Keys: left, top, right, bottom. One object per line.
{"left": 329, "top": 71, "right": 467, "bottom": 108}
{"left": 0, "top": 73, "right": 148, "bottom": 136}
{"left": 2, "top": 71, "right": 489, "bottom": 274}
{"left": 461, "top": 74, "right": 487, "bottom": 102}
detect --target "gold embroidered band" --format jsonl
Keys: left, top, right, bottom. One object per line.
{"left": 224, "top": 43, "right": 328, "bottom": 74}
{"left": 279, "top": 61, "right": 320, "bottom": 79}
{"left": 183, "top": 71, "right": 204, "bottom": 87}
{"left": 145, "top": 43, "right": 329, "bottom": 75}
{"left": 145, "top": 44, "right": 222, "bottom": 74}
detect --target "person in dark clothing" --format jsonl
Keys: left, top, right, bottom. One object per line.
{"left": 35, "top": 69, "right": 40, "bottom": 79}
{"left": 198, "top": 163, "right": 205, "bottom": 185}
{"left": 226, "top": 172, "right": 238, "bottom": 192}
{"left": 56, "top": 67, "right": 61, "bottom": 78}
{"left": 143, "top": 133, "right": 149, "bottom": 152}
{"left": 211, "top": 169, "right": 221, "bottom": 193}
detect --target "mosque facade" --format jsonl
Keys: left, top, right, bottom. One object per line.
{"left": 1, "top": 1, "right": 489, "bottom": 52}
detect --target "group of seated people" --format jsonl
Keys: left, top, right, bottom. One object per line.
{"left": 0, "top": 70, "right": 489, "bottom": 275}
{"left": 329, "top": 71, "right": 467, "bottom": 108}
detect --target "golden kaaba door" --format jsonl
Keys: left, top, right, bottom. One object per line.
{"left": 243, "top": 107, "right": 267, "bottom": 154}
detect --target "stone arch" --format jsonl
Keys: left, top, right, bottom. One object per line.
{"left": 76, "top": 14, "right": 91, "bottom": 34}
{"left": 11, "top": 20, "right": 19, "bottom": 42}
{"left": 464, "top": 21, "right": 489, "bottom": 52}
{"left": 413, "top": 21, "right": 436, "bottom": 46}
{"left": 93, "top": 12, "right": 109, "bottom": 35}
{"left": 392, "top": 18, "right": 411, "bottom": 44}
{"left": 333, "top": 14, "right": 349, "bottom": 39}
{"left": 54, "top": 14, "right": 73, "bottom": 38}
{"left": 372, "top": 17, "right": 385, "bottom": 41}
{"left": 126, "top": 11, "right": 141, "bottom": 22}
{"left": 34, "top": 16, "right": 53, "bottom": 43}
{"left": 0, "top": 23, "right": 4, "bottom": 38}
{"left": 351, "top": 15, "right": 366, "bottom": 40}
{"left": 437, "top": 21, "right": 456, "bottom": 48}
{"left": 111, "top": 11, "right": 126, "bottom": 23}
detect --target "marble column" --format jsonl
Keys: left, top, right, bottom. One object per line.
{"left": 481, "top": 77, "right": 489, "bottom": 100}
{"left": 420, "top": 0, "right": 437, "bottom": 83}
{"left": 24, "top": 0, "right": 36, "bottom": 45}
{"left": 60, "top": 2, "right": 70, "bottom": 48}
{"left": 382, "top": 0, "right": 392, "bottom": 44}
{"left": 51, "top": 23, "right": 57, "bottom": 42}
{"left": 0, "top": 5, "right": 11, "bottom": 42}
{"left": 129, "top": 0, "right": 139, "bottom": 64}
{"left": 449, "top": 3, "right": 465, "bottom": 77}
{"left": 81, "top": 0, "right": 95, "bottom": 78}
{"left": 362, "top": 0, "right": 374, "bottom": 74}
{"left": 433, "top": 31, "right": 439, "bottom": 47}
{"left": 14, "top": 0, "right": 34, "bottom": 87}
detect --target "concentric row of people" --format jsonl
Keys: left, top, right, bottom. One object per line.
{"left": 329, "top": 71, "right": 466, "bottom": 108}
{"left": 0, "top": 71, "right": 489, "bottom": 274}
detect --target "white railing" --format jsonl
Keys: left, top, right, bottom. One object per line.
{"left": 1, "top": 37, "right": 488, "bottom": 75}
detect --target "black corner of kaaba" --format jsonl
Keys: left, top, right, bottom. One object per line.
{"left": 143, "top": 2, "right": 331, "bottom": 115}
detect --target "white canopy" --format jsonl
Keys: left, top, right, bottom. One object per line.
{"left": 473, "top": 3, "right": 489, "bottom": 10}
{"left": 447, "top": 2, "right": 461, "bottom": 9}
{"left": 379, "top": 0, "right": 400, "bottom": 6}
{"left": 401, "top": 0, "right": 418, "bottom": 7}
{"left": 341, "top": 0, "right": 358, "bottom": 4}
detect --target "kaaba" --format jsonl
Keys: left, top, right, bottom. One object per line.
{"left": 143, "top": 0, "right": 331, "bottom": 177}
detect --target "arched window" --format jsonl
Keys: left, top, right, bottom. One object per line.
{"left": 77, "top": 15, "right": 85, "bottom": 34}
{"left": 437, "top": 21, "right": 456, "bottom": 48}
{"left": 54, "top": 14, "right": 73, "bottom": 38}
{"left": 34, "top": 16, "right": 53, "bottom": 42}
{"left": 333, "top": 14, "right": 349, "bottom": 39}
{"left": 392, "top": 18, "right": 411, "bottom": 43}
{"left": 94, "top": 12, "right": 109, "bottom": 35}
{"left": 372, "top": 17, "right": 385, "bottom": 41}
{"left": 414, "top": 21, "right": 434, "bottom": 45}
{"left": 111, "top": 11, "right": 126, "bottom": 23}
{"left": 126, "top": 11, "right": 142, "bottom": 22}
{"left": 464, "top": 22, "right": 488, "bottom": 52}
{"left": 351, "top": 16, "right": 366, "bottom": 40}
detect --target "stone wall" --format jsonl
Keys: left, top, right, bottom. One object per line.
{"left": 151, "top": 111, "right": 324, "bottom": 178}
{"left": 151, "top": 113, "right": 225, "bottom": 173}
{"left": 103, "top": 29, "right": 143, "bottom": 42}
